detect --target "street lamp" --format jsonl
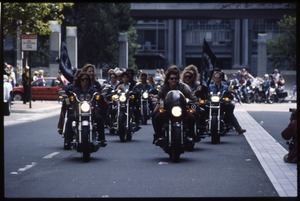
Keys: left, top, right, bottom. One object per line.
{"left": 16, "top": 19, "right": 23, "bottom": 84}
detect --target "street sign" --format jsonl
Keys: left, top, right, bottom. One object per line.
{"left": 22, "top": 34, "right": 37, "bottom": 51}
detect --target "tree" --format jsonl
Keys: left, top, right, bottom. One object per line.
{"left": 127, "top": 26, "right": 141, "bottom": 69}
{"left": 267, "top": 15, "right": 296, "bottom": 70}
{"left": 2, "top": 3, "right": 73, "bottom": 37}
{"left": 63, "top": 3, "right": 136, "bottom": 68}
{"left": 2, "top": 3, "right": 73, "bottom": 67}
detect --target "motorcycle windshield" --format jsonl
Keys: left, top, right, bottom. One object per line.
{"left": 164, "top": 90, "right": 186, "bottom": 109}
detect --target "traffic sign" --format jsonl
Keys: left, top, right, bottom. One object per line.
{"left": 22, "top": 34, "right": 37, "bottom": 51}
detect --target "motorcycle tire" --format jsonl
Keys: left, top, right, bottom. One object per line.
{"left": 268, "top": 95, "right": 275, "bottom": 104}
{"left": 211, "top": 115, "right": 220, "bottom": 144}
{"left": 82, "top": 127, "right": 91, "bottom": 162}
{"left": 169, "top": 127, "right": 182, "bottom": 163}
{"left": 126, "top": 115, "right": 133, "bottom": 141}
{"left": 142, "top": 106, "right": 148, "bottom": 125}
{"left": 118, "top": 112, "right": 126, "bottom": 142}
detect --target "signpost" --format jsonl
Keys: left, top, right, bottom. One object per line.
{"left": 22, "top": 34, "right": 37, "bottom": 108}
{"left": 22, "top": 34, "right": 37, "bottom": 51}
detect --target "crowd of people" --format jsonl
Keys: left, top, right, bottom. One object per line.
{"left": 3, "top": 61, "right": 296, "bottom": 163}
{"left": 226, "top": 68, "right": 287, "bottom": 104}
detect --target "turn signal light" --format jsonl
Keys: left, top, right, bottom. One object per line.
{"left": 199, "top": 99, "right": 205, "bottom": 104}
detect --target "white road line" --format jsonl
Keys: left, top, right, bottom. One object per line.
{"left": 10, "top": 162, "right": 38, "bottom": 175}
{"left": 43, "top": 152, "right": 60, "bottom": 159}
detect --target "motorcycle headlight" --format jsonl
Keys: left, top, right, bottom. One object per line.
{"left": 112, "top": 94, "right": 119, "bottom": 101}
{"left": 142, "top": 92, "right": 149, "bottom": 99}
{"left": 211, "top": 96, "right": 220, "bottom": 102}
{"left": 171, "top": 106, "right": 182, "bottom": 117}
{"left": 81, "top": 101, "right": 90, "bottom": 112}
{"left": 119, "top": 94, "right": 127, "bottom": 102}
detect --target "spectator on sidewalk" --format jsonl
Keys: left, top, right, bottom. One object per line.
{"left": 281, "top": 109, "right": 297, "bottom": 164}
{"left": 22, "top": 66, "right": 30, "bottom": 104}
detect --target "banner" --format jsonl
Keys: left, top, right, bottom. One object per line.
{"left": 59, "top": 41, "right": 74, "bottom": 83}
{"left": 202, "top": 38, "right": 222, "bottom": 69}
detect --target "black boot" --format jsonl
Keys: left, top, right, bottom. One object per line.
{"left": 97, "top": 133, "right": 107, "bottom": 147}
{"left": 153, "top": 133, "right": 164, "bottom": 147}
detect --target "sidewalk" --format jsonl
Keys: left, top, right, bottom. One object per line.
{"left": 235, "top": 103, "right": 297, "bottom": 197}
{"left": 11, "top": 100, "right": 62, "bottom": 113}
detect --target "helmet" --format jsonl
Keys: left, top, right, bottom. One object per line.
{"left": 264, "top": 74, "right": 269, "bottom": 78}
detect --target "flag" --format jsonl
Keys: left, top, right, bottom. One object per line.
{"left": 59, "top": 41, "right": 74, "bottom": 83}
{"left": 198, "top": 56, "right": 210, "bottom": 84}
{"left": 202, "top": 38, "right": 226, "bottom": 85}
{"left": 203, "top": 38, "right": 217, "bottom": 66}
{"left": 202, "top": 38, "right": 222, "bottom": 69}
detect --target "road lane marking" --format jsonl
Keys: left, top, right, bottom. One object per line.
{"left": 43, "top": 152, "right": 60, "bottom": 159}
{"left": 10, "top": 162, "right": 37, "bottom": 175}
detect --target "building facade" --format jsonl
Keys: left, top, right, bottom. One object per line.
{"left": 131, "top": 3, "right": 296, "bottom": 76}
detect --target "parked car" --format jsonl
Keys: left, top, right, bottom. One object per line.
{"left": 13, "top": 77, "right": 62, "bottom": 101}
{"left": 3, "top": 75, "right": 13, "bottom": 116}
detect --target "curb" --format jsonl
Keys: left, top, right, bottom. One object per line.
{"left": 12, "top": 106, "right": 61, "bottom": 113}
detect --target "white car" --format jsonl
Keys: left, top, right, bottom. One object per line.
{"left": 3, "top": 75, "right": 13, "bottom": 116}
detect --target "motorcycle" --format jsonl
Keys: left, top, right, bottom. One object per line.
{"left": 140, "top": 89, "right": 151, "bottom": 125}
{"left": 114, "top": 89, "right": 138, "bottom": 142}
{"left": 205, "top": 91, "right": 231, "bottom": 144}
{"left": 58, "top": 90, "right": 103, "bottom": 162}
{"left": 102, "top": 85, "right": 118, "bottom": 134}
{"left": 275, "top": 85, "right": 288, "bottom": 103}
{"left": 155, "top": 90, "right": 194, "bottom": 162}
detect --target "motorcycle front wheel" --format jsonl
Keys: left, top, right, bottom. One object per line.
{"left": 169, "top": 127, "right": 182, "bottom": 163}
{"left": 211, "top": 115, "right": 220, "bottom": 144}
{"left": 118, "top": 112, "right": 126, "bottom": 142}
{"left": 82, "top": 127, "right": 91, "bottom": 162}
{"left": 141, "top": 104, "right": 148, "bottom": 125}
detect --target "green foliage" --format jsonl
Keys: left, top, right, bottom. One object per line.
{"left": 128, "top": 26, "right": 141, "bottom": 69}
{"left": 2, "top": 3, "right": 73, "bottom": 36}
{"left": 267, "top": 15, "right": 296, "bottom": 70}
{"left": 69, "top": 3, "right": 135, "bottom": 68}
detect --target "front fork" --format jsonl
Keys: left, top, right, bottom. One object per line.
{"left": 167, "top": 120, "right": 184, "bottom": 145}
{"left": 208, "top": 104, "right": 221, "bottom": 133}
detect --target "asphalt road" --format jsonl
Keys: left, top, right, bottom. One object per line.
{"left": 3, "top": 108, "right": 284, "bottom": 198}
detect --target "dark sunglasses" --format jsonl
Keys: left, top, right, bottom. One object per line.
{"left": 169, "top": 77, "right": 178, "bottom": 81}
{"left": 185, "top": 75, "right": 192, "bottom": 78}
{"left": 81, "top": 78, "right": 89, "bottom": 81}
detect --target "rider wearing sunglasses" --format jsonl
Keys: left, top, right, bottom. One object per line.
{"left": 151, "top": 65, "right": 197, "bottom": 144}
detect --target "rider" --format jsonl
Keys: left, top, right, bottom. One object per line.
{"left": 227, "top": 73, "right": 242, "bottom": 104}
{"left": 133, "top": 72, "right": 154, "bottom": 118}
{"left": 181, "top": 64, "right": 208, "bottom": 98}
{"left": 151, "top": 65, "right": 197, "bottom": 144}
{"left": 181, "top": 64, "right": 208, "bottom": 141}
{"left": 263, "top": 74, "right": 276, "bottom": 103}
{"left": 82, "top": 63, "right": 108, "bottom": 144}
{"left": 116, "top": 71, "right": 141, "bottom": 131}
{"left": 64, "top": 72, "right": 107, "bottom": 149}
{"left": 57, "top": 69, "right": 82, "bottom": 134}
{"left": 208, "top": 68, "right": 246, "bottom": 135}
